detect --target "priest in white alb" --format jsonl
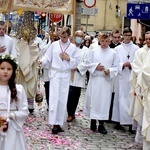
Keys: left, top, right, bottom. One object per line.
{"left": 129, "top": 31, "right": 150, "bottom": 150}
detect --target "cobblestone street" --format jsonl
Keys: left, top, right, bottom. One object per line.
{"left": 24, "top": 89, "right": 143, "bottom": 150}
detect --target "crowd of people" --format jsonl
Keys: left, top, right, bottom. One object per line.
{"left": 0, "top": 19, "right": 150, "bottom": 149}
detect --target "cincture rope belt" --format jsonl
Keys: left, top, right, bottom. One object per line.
{"left": 0, "top": 109, "right": 17, "bottom": 111}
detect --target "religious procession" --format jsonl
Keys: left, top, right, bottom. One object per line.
{"left": 0, "top": 0, "right": 150, "bottom": 150}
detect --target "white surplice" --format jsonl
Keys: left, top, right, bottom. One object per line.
{"left": 39, "top": 37, "right": 51, "bottom": 82}
{"left": 143, "top": 139, "right": 150, "bottom": 150}
{"left": 89, "top": 41, "right": 99, "bottom": 50}
{"left": 0, "top": 84, "right": 29, "bottom": 150}
{"left": 112, "top": 41, "right": 139, "bottom": 124}
{"left": 79, "top": 46, "right": 119, "bottom": 120}
{"left": 70, "top": 45, "right": 89, "bottom": 88}
{"left": 0, "top": 34, "right": 17, "bottom": 58}
{"left": 41, "top": 40, "right": 79, "bottom": 126}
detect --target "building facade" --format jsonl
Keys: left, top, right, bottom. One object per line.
{"left": 76, "top": 0, "right": 150, "bottom": 40}
{"left": 79, "top": 0, "right": 127, "bottom": 32}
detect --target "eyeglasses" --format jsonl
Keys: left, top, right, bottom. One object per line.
{"left": 124, "top": 34, "right": 132, "bottom": 37}
{"left": 76, "top": 34, "right": 83, "bottom": 37}
{"left": 113, "top": 36, "right": 120, "bottom": 39}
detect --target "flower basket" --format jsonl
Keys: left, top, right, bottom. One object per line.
{"left": 35, "top": 66, "right": 43, "bottom": 106}
{"left": 35, "top": 91, "right": 43, "bottom": 106}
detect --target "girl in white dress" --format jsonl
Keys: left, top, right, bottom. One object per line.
{"left": 0, "top": 54, "right": 29, "bottom": 150}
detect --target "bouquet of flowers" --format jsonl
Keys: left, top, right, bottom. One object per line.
{"left": 0, "top": 116, "right": 8, "bottom": 132}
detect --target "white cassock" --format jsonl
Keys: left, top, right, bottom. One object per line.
{"left": 0, "top": 84, "right": 29, "bottom": 150}
{"left": 79, "top": 46, "right": 118, "bottom": 120}
{"left": 112, "top": 41, "right": 139, "bottom": 124}
{"left": 89, "top": 41, "right": 99, "bottom": 50}
{"left": 0, "top": 34, "right": 17, "bottom": 58}
{"left": 70, "top": 45, "right": 89, "bottom": 88}
{"left": 41, "top": 40, "right": 79, "bottom": 126}
{"left": 34, "top": 36, "right": 43, "bottom": 51}
{"left": 39, "top": 38, "right": 51, "bottom": 83}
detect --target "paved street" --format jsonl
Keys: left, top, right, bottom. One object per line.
{"left": 24, "top": 88, "right": 143, "bottom": 150}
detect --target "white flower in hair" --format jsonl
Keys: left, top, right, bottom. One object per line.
{"left": 10, "top": 55, "right": 14, "bottom": 60}
{"left": 0, "top": 54, "right": 18, "bottom": 66}
{"left": 2, "top": 55, "right": 5, "bottom": 59}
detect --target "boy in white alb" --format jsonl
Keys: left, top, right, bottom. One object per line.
{"left": 79, "top": 33, "right": 119, "bottom": 134}
{"left": 39, "top": 27, "right": 79, "bottom": 134}
{"left": 112, "top": 27, "right": 139, "bottom": 133}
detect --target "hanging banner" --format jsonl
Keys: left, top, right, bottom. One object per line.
{"left": 12, "top": 0, "right": 73, "bottom": 14}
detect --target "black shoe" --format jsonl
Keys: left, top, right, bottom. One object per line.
{"left": 52, "top": 127, "right": 58, "bottom": 134}
{"left": 29, "top": 108, "right": 34, "bottom": 114}
{"left": 57, "top": 126, "right": 64, "bottom": 132}
{"left": 129, "top": 128, "right": 136, "bottom": 134}
{"left": 129, "top": 125, "right": 136, "bottom": 134}
{"left": 114, "top": 124, "right": 126, "bottom": 132}
{"left": 52, "top": 125, "right": 64, "bottom": 134}
{"left": 90, "top": 119, "right": 97, "bottom": 131}
{"left": 98, "top": 125, "right": 107, "bottom": 134}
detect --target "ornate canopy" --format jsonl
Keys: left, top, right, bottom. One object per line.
{"left": 0, "top": 0, "right": 74, "bottom": 14}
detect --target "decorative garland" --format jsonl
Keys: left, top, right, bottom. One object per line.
{"left": 0, "top": 54, "right": 18, "bottom": 66}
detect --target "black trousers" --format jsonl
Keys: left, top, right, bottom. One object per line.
{"left": 67, "top": 86, "right": 81, "bottom": 116}
{"left": 91, "top": 120, "right": 104, "bottom": 126}
{"left": 86, "top": 71, "right": 90, "bottom": 85}
{"left": 44, "top": 81, "right": 50, "bottom": 107}
{"left": 109, "top": 92, "right": 115, "bottom": 121}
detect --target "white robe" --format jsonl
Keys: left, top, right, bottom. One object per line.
{"left": 16, "top": 40, "right": 39, "bottom": 99}
{"left": 34, "top": 36, "right": 43, "bottom": 51}
{"left": 39, "top": 38, "right": 51, "bottom": 82}
{"left": 130, "top": 45, "right": 150, "bottom": 143}
{"left": 0, "top": 34, "right": 17, "bottom": 58}
{"left": 70, "top": 45, "right": 89, "bottom": 88}
{"left": 79, "top": 46, "right": 118, "bottom": 120}
{"left": 89, "top": 41, "right": 99, "bottom": 50}
{"left": 143, "top": 139, "right": 150, "bottom": 150}
{"left": 0, "top": 84, "right": 29, "bottom": 150}
{"left": 112, "top": 41, "right": 139, "bottom": 124}
{"left": 41, "top": 40, "right": 79, "bottom": 126}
